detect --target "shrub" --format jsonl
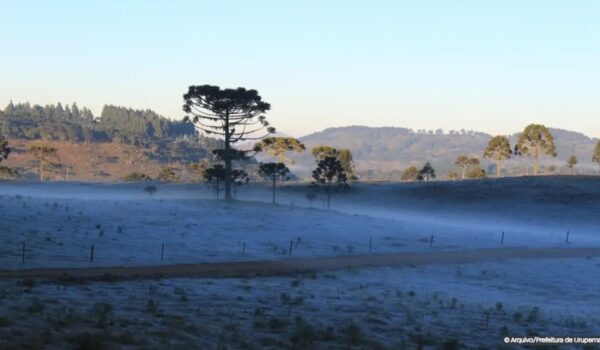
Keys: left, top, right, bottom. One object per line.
{"left": 123, "top": 172, "right": 151, "bottom": 182}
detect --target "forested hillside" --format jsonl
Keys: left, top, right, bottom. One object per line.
{"left": 2, "top": 102, "right": 598, "bottom": 181}
{"left": 297, "top": 126, "right": 599, "bottom": 179}
{"left": 0, "top": 102, "right": 194, "bottom": 144}
{"left": 0, "top": 101, "right": 230, "bottom": 181}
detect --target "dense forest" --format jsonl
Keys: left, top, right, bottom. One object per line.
{"left": 0, "top": 101, "right": 225, "bottom": 163}
{"left": 0, "top": 101, "right": 195, "bottom": 144}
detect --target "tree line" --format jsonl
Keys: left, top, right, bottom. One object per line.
{"left": 401, "top": 124, "right": 600, "bottom": 181}
{"left": 0, "top": 101, "right": 194, "bottom": 144}
{"left": 2, "top": 86, "right": 600, "bottom": 187}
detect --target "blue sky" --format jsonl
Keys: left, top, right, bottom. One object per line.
{"left": 1, "top": 0, "right": 599, "bottom": 137}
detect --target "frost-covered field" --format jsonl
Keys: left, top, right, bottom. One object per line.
{"left": 1, "top": 258, "right": 599, "bottom": 349}
{"left": 1, "top": 179, "right": 598, "bottom": 269}
{"left": 1, "top": 178, "right": 599, "bottom": 349}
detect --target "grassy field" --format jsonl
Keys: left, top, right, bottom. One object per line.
{"left": 0, "top": 176, "right": 599, "bottom": 349}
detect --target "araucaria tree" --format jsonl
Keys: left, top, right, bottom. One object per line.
{"left": 183, "top": 85, "right": 274, "bottom": 200}
{"left": 483, "top": 136, "right": 512, "bottom": 177}
{"left": 254, "top": 137, "right": 305, "bottom": 164}
{"left": 259, "top": 162, "right": 290, "bottom": 204}
{"left": 593, "top": 141, "right": 600, "bottom": 172}
{"left": 312, "top": 146, "right": 356, "bottom": 180}
{"left": 312, "top": 155, "right": 348, "bottom": 210}
{"left": 28, "top": 142, "right": 60, "bottom": 181}
{"left": 455, "top": 155, "right": 480, "bottom": 179}
{"left": 517, "top": 124, "right": 556, "bottom": 175}
{"left": 419, "top": 162, "right": 436, "bottom": 182}
{"left": 566, "top": 155, "right": 578, "bottom": 175}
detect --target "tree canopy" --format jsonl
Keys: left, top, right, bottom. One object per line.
{"left": 311, "top": 146, "right": 356, "bottom": 180}
{"left": 455, "top": 155, "right": 480, "bottom": 179}
{"left": 517, "top": 124, "right": 557, "bottom": 175}
{"left": 312, "top": 155, "right": 348, "bottom": 210}
{"left": 419, "top": 162, "right": 436, "bottom": 181}
{"left": 401, "top": 166, "right": 421, "bottom": 182}
{"left": 483, "top": 136, "right": 512, "bottom": 177}
{"left": 254, "top": 137, "right": 305, "bottom": 164}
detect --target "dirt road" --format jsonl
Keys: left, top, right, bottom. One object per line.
{"left": 1, "top": 247, "right": 599, "bottom": 281}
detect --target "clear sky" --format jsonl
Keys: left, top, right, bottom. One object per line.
{"left": 1, "top": 0, "right": 599, "bottom": 138}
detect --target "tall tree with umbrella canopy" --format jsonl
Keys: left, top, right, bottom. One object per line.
{"left": 183, "top": 85, "right": 274, "bottom": 200}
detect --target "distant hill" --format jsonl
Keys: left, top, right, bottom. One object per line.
{"left": 295, "top": 126, "right": 599, "bottom": 179}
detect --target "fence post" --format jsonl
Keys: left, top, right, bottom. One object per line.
{"left": 429, "top": 235, "right": 434, "bottom": 247}
{"left": 566, "top": 230, "right": 570, "bottom": 244}
{"left": 161, "top": 242, "right": 165, "bottom": 260}
{"left": 501, "top": 231, "right": 504, "bottom": 244}
{"left": 242, "top": 242, "right": 246, "bottom": 257}
{"left": 90, "top": 244, "right": 94, "bottom": 263}
{"left": 369, "top": 237, "right": 372, "bottom": 253}
{"left": 21, "top": 242, "right": 25, "bottom": 264}
{"left": 289, "top": 240, "right": 293, "bottom": 255}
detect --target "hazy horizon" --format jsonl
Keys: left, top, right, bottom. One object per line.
{"left": 2, "top": 1, "right": 600, "bottom": 137}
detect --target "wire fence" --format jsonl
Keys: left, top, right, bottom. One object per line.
{"left": 6, "top": 228, "right": 577, "bottom": 270}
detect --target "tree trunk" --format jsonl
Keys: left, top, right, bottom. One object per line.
{"left": 272, "top": 175, "right": 276, "bottom": 204}
{"left": 224, "top": 112, "right": 233, "bottom": 201}
{"left": 326, "top": 180, "right": 331, "bottom": 210}
{"left": 461, "top": 168, "right": 465, "bottom": 180}
{"left": 533, "top": 145, "right": 540, "bottom": 175}
{"left": 496, "top": 160, "right": 502, "bottom": 178}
